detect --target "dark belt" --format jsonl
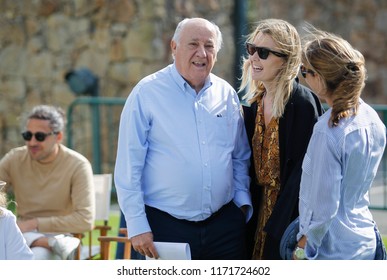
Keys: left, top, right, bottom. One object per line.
{"left": 145, "top": 200, "right": 235, "bottom": 225}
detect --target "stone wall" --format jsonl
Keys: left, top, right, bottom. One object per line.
{"left": 1, "top": 0, "right": 386, "bottom": 173}
{"left": 0, "top": 0, "right": 236, "bottom": 164}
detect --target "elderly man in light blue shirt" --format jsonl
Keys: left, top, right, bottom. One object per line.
{"left": 114, "top": 18, "right": 252, "bottom": 260}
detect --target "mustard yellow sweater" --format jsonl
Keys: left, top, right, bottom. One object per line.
{"left": 0, "top": 144, "right": 95, "bottom": 233}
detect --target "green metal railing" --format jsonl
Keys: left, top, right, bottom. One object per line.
{"left": 67, "top": 96, "right": 126, "bottom": 174}
{"left": 67, "top": 98, "right": 387, "bottom": 210}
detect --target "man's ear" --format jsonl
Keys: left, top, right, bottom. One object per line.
{"left": 57, "top": 131, "right": 64, "bottom": 142}
{"left": 171, "top": 40, "right": 177, "bottom": 54}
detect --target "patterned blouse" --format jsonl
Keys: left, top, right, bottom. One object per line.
{"left": 251, "top": 94, "right": 281, "bottom": 260}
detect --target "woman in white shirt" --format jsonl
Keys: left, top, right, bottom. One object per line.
{"left": 0, "top": 181, "right": 33, "bottom": 260}
{"left": 295, "top": 29, "right": 386, "bottom": 260}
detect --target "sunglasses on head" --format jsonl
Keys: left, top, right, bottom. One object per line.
{"left": 21, "top": 131, "right": 58, "bottom": 142}
{"left": 300, "top": 65, "right": 316, "bottom": 78}
{"left": 246, "top": 43, "right": 287, "bottom": 60}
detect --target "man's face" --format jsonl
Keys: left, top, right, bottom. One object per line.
{"left": 24, "top": 119, "right": 61, "bottom": 163}
{"left": 171, "top": 19, "right": 218, "bottom": 92}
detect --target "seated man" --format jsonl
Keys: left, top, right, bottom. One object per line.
{"left": 0, "top": 105, "right": 95, "bottom": 260}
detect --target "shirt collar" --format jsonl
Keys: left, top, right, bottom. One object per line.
{"left": 171, "top": 63, "right": 212, "bottom": 93}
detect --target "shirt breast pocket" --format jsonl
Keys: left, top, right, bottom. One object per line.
{"left": 209, "top": 116, "right": 234, "bottom": 148}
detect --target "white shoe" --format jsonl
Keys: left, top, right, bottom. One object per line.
{"left": 49, "top": 235, "right": 80, "bottom": 260}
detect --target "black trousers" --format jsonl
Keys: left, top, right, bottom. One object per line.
{"left": 145, "top": 201, "right": 247, "bottom": 260}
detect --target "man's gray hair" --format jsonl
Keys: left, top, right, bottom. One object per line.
{"left": 24, "top": 105, "right": 66, "bottom": 132}
{"left": 172, "top": 18, "right": 223, "bottom": 53}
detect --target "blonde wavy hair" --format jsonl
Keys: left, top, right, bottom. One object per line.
{"left": 238, "top": 18, "right": 301, "bottom": 118}
{"left": 302, "top": 27, "right": 366, "bottom": 127}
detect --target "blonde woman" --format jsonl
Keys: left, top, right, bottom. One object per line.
{"left": 0, "top": 181, "right": 33, "bottom": 259}
{"left": 295, "top": 29, "right": 386, "bottom": 259}
{"left": 239, "top": 18, "right": 323, "bottom": 259}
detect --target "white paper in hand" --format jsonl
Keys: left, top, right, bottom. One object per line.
{"left": 146, "top": 242, "right": 191, "bottom": 260}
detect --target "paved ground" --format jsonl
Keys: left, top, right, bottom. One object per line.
{"left": 371, "top": 209, "right": 387, "bottom": 235}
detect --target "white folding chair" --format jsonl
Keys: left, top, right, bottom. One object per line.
{"left": 75, "top": 173, "right": 112, "bottom": 260}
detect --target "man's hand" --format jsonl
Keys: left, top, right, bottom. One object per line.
{"left": 17, "top": 217, "right": 38, "bottom": 232}
{"left": 131, "top": 232, "right": 159, "bottom": 259}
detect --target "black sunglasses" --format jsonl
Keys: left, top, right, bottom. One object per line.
{"left": 21, "top": 131, "right": 59, "bottom": 142}
{"left": 300, "top": 65, "right": 316, "bottom": 78}
{"left": 246, "top": 43, "right": 287, "bottom": 59}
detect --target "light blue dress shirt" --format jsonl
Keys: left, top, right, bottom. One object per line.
{"left": 114, "top": 63, "right": 252, "bottom": 238}
{"left": 298, "top": 99, "right": 386, "bottom": 259}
